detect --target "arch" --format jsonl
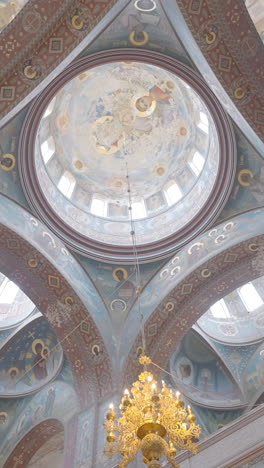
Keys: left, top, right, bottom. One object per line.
{"left": 3, "top": 419, "right": 64, "bottom": 468}
{"left": 0, "top": 195, "right": 114, "bottom": 405}
{"left": 122, "top": 209, "right": 264, "bottom": 385}
{"left": 169, "top": 329, "right": 246, "bottom": 409}
{"left": 0, "top": 381, "right": 79, "bottom": 466}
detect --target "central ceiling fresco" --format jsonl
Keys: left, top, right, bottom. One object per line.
{"left": 20, "top": 51, "right": 236, "bottom": 262}
{"left": 42, "top": 61, "right": 212, "bottom": 205}
{"left": 36, "top": 60, "right": 220, "bottom": 248}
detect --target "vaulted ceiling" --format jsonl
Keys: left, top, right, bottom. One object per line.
{"left": 0, "top": 0, "right": 263, "bottom": 467}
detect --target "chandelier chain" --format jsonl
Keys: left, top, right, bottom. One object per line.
{"left": 124, "top": 156, "right": 146, "bottom": 355}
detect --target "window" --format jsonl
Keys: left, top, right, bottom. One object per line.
{"left": 238, "top": 282, "right": 263, "bottom": 312}
{"left": 131, "top": 201, "right": 146, "bottom": 220}
{"left": 58, "top": 171, "right": 76, "bottom": 199}
{"left": 91, "top": 197, "right": 106, "bottom": 217}
{"left": 0, "top": 279, "right": 19, "bottom": 304}
{"left": 188, "top": 151, "right": 205, "bottom": 176}
{"left": 43, "top": 97, "right": 56, "bottom": 118}
{"left": 164, "top": 182, "right": 182, "bottom": 206}
{"left": 210, "top": 299, "right": 230, "bottom": 319}
{"left": 198, "top": 111, "right": 209, "bottom": 133}
{"left": 41, "top": 136, "right": 55, "bottom": 164}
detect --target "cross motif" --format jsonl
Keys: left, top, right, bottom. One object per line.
{"left": 27, "top": 332, "right": 35, "bottom": 339}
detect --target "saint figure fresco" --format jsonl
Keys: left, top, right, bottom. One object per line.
{"left": 32, "top": 340, "right": 48, "bottom": 380}
{"left": 113, "top": 268, "right": 135, "bottom": 299}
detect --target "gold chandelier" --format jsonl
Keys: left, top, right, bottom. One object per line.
{"left": 104, "top": 355, "right": 201, "bottom": 468}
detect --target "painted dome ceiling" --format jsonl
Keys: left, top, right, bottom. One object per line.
{"left": 197, "top": 277, "right": 264, "bottom": 345}
{"left": 20, "top": 51, "right": 236, "bottom": 261}
{"left": 39, "top": 61, "right": 215, "bottom": 215}
{"left": 168, "top": 278, "right": 264, "bottom": 415}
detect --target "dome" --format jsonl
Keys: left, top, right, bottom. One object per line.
{"left": 19, "top": 50, "right": 236, "bottom": 262}
{"left": 197, "top": 277, "right": 264, "bottom": 345}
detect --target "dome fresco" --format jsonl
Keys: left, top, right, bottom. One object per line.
{"left": 2, "top": 0, "right": 264, "bottom": 465}
{"left": 19, "top": 51, "right": 236, "bottom": 262}
{"left": 0, "top": 272, "right": 35, "bottom": 329}
{"left": 0, "top": 316, "right": 63, "bottom": 397}
{"left": 36, "top": 61, "right": 219, "bottom": 248}
{"left": 169, "top": 287, "right": 264, "bottom": 420}
{"left": 170, "top": 331, "right": 244, "bottom": 409}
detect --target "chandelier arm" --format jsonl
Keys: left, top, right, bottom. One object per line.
{"left": 119, "top": 438, "right": 140, "bottom": 468}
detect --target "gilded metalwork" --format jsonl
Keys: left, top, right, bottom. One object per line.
{"left": 104, "top": 357, "right": 201, "bottom": 467}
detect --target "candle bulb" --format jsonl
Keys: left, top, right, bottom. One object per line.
{"left": 124, "top": 389, "right": 129, "bottom": 396}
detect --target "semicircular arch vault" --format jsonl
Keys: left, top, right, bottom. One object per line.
{"left": 122, "top": 209, "right": 264, "bottom": 386}
{"left": 0, "top": 196, "right": 114, "bottom": 406}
